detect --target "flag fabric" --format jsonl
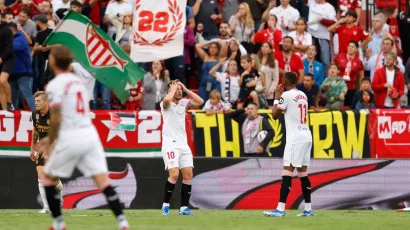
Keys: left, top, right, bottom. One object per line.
{"left": 44, "top": 11, "right": 145, "bottom": 103}
{"left": 130, "top": 0, "right": 186, "bottom": 62}
{"left": 110, "top": 112, "right": 136, "bottom": 131}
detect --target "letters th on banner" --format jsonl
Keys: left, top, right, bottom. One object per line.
{"left": 368, "top": 109, "right": 410, "bottom": 158}
{"left": 192, "top": 110, "right": 370, "bottom": 158}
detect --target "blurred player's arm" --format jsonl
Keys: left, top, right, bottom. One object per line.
{"left": 272, "top": 85, "right": 285, "bottom": 120}
{"left": 228, "top": 108, "right": 246, "bottom": 123}
{"left": 179, "top": 82, "right": 204, "bottom": 108}
{"left": 30, "top": 126, "right": 39, "bottom": 161}
{"left": 48, "top": 105, "right": 62, "bottom": 145}
{"left": 162, "top": 81, "right": 179, "bottom": 109}
{"left": 260, "top": 118, "right": 274, "bottom": 148}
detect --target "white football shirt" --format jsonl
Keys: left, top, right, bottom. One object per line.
{"left": 160, "top": 98, "right": 190, "bottom": 147}
{"left": 46, "top": 73, "right": 92, "bottom": 132}
{"left": 277, "top": 89, "right": 312, "bottom": 144}
{"left": 269, "top": 5, "right": 300, "bottom": 37}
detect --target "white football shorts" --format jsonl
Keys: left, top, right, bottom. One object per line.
{"left": 283, "top": 142, "right": 312, "bottom": 168}
{"left": 45, "top": 127, "right": 108, "bottom": 178}
{"left": 162, "top": 144, "right": 193, "bottom": 170}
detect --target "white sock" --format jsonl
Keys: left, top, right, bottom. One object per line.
{"left": 180, "top": 206, "right": 188, "bottom": 211}
{"left": 117, "top": 214, "right": 129, "bottom": 228}
{"left": 162, "top": 203, "right": 169, "bottom": 207}
{"left": 277, "top": 202, "right": 286, "bottom": 212}
{"left": 38, "top": 179, "right": 49, "bottom": 209}
{"left": 305, "top": 203, "right": 312, "bottom": 211}
{"left": 53, "top": 216, "right": 65, "bottom": 230}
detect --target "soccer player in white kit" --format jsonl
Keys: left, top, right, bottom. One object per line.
{"left": 160, "top": 80, "right": 204, "bottom": 216}
{"left": 36, "top": 45, "right": 130, "bottom": 230}
{"left": 264, "top": 72, "right": 313, "bottom": 217}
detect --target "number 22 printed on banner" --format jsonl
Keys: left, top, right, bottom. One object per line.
{"left": 138, "top": 11, "right": 169, "bottom": 32}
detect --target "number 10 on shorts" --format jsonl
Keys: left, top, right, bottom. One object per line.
{"left": 167, "top": 151, "right": 175, "bottom": 159}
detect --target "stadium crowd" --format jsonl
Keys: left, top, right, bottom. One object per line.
{"left": 1, "top": 0, "right": 410, "bottom": 111}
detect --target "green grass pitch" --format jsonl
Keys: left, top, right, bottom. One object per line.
{"left": 0, "top": 210, "right": 409, "bottom": 230}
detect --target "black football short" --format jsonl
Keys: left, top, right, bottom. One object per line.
{"left": 36, "top": 156, "right": 45, "bottom": 166}
{"left": 0, "top": 59, "right": 14, "bottom": 75}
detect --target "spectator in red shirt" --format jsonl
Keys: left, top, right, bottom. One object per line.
{"left": 85, "top": 0, "right": 101, "bottom": 26}
{"left": 275, "top": 36, "right": 304, "bottom": 83}
{"left": 329, "top": 10, "right": 371, "bottom": 55}
{"left": 7, "top": 0, "right": 25, "bottom": 16}
{"left": 337, "top": 0, "right": 361, "bottom": 22}
{"left": 333, "top": 40, "right": 364, "bottom": 106}
{"left": 372, "top": 52, "right": 405, "bottom": 109}
{"left": 253, "top": 14, "right": 282, "bottom": 53}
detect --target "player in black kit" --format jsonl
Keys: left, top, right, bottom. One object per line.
{"left": 30, "top": 91, "right": 63, "bottom": 214}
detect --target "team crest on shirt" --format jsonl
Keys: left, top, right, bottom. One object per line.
{"left": 353, "top": 31, "right": 357, "bottom": 36}
{"left": 47, "top": 120, "right": 50, "bottom": 125}
{"left": 36, "top": 114, "right": 39, "bottom": 121}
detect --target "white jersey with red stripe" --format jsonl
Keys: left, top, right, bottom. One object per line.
{"left": 46, "top": 73, "right": 93, "bottom": 133}
{"left": 277, "top": 89, "right": 312, "bottom": 144}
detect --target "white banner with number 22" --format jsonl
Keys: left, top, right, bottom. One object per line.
{"left": 131, "top": 0, "right": 186, "bottom": 62}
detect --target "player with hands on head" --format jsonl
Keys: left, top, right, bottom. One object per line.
{"left": 161, "top": 79, "right": 204, "bottom": 216}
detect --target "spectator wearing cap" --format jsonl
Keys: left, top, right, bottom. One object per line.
{"left": 190, "top": 0, "right": 221, "bottom": 40}
{"left": 307, "top": 0, "right": 336, "bottom": 76}
{"left": 13, "top": 7, "right": 37, "bottom": 42}
{"left": 372, "top": 52, "right": 405, "bottom": 109}
{"left": 33, "top": 14, "right": 53, "bottom": 90}
{"left": 103, "top": 0, "right": 132, "bottom": 39}
{"left": 8, "top": 22, "right": 35, "bottom": 111}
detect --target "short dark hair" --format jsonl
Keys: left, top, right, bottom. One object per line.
{"left": 167, "top": 80, "right": 180, "bottom": 90}
{"left": 19, "top": 7, "right": 31, "bottom": 17}
{"left": 8, "top": 22, "right": 17, "bottom": 31}
{"left": 50, "top": 45, "right": 73, "bottom": 70}
{"left": 382, "top": 37, "right": 394, "bottom": 46}
{"left": 361, "top": 77, "right": 371, "bottom": 84}
{"left": 4, "top": 11, "right": 13, "bottom": 18}
{"left": 283, "top": 36, "right": 294, "bottom": 44}
{"left": 304, "top": 73, "right": 314, "bottom": 80}
{"left": 284, "top": 72, "right": 297, "bottom": 85}
{"left": 345, "top": 10, "right": 357, "bottom": 19}
{"left": 330, "top": 63, "right": 340, "bottom": 70}
{"left": 348, "top": 40, "right": 359, "bottom": 48}
{"left": 247, "top": 102, "right": 258, "bottom": 108}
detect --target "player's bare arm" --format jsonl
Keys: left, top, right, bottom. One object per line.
{"left": 162, "top": 82, "right": 179, "bottom": 109}
{"left": 30, "top": 127, "right": 39, "bottom": 162}
{"left": 178, "top": 82, "right": 204, "bottom": 108}
{"left": 272, "top": 84, "right": 284, "bottom": 120}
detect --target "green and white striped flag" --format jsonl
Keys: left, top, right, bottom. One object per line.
{"left": 110, "top": 112, "right": 136, "bottom": 131}
{"left": 44, "top": 11, "right": 145, "bottom": 103}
